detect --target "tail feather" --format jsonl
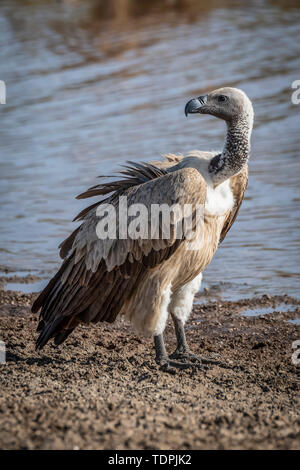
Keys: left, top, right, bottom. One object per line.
{"left": 36, "top": 318, "right": 45, "bottom": 332}
{"left": 54, "top": 328, "right": 75, "bottom": 346}
{"left": 35, "top": 317, "right": 64, "bottom": 351}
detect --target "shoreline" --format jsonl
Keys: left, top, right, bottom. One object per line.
{"left": 0, "top": 286, "right": 299, "bottom": 449}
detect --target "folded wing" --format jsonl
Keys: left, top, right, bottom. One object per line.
{"left": 32, "top": 165, "right": 207, "bottom": 349}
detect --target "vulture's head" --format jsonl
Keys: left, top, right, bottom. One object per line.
{"left": 185, "top": 87, "right": 253, "bottom": 125}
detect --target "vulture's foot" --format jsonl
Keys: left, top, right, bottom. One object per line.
{"left": 170, "top": 315, "right": 226, "bottom": 368}
{"left": 156, "top": 356, "right": 203, "bottom": 372}
{"left": 154, "top": 334, "right": 203, "bottom": 372}
{"left": 169, "top": 348, "right": 222, "bottom": 366}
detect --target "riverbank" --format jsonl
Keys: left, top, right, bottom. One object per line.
{"left": 0, "top": 285, "right": 299, "bottom": 450}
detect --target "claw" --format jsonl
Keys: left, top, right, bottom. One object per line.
{"left": 156, "top": 356, "right": 203, "bottom": 372}
{"left": 169, "top": 349, "right": 225, "bottom": 367}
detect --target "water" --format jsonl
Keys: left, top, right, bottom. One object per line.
{"left": 3, "top": 280, "right": 47, "bottom": 294}
{"left": 241, "top": 303, "right": 299, "bottom": 317}
{"left": 288, "top": 318, "right": 300, "bottom": 325}
{"left": 0, "top": 0, "right": 300, "bottom": 300}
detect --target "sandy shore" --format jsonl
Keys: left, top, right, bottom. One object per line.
{"left": 0, "top": 282, "right": 299, "bottom": 450}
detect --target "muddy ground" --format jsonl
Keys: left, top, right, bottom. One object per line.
{"left": 0, "top": 282, "right": 299, "bottom": 450}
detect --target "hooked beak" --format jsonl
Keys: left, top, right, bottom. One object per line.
{"left": 185, "top": 95, "right": 207, "bottom": 117}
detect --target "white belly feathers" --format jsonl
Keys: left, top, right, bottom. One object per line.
{"left": 204, "top": 179, "right": 234, "bottom": 216}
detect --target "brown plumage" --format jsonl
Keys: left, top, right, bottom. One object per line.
{"left": 33, "top": 166, "right": 206, "bottom": 348}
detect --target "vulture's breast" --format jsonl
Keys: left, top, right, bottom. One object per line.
{"left": 204, "top": 179, "right": 235, "bottom": 217}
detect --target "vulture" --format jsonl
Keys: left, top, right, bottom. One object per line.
{"left": 32, "top": 87, "right": 253, "bottom": 370}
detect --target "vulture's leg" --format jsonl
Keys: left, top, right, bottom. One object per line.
{"left": 170, "top": 314, "right": 191, "bottom": 356}
{"left": 154, "top": 334, "right": 199, "bottom": 370}
{"left": 170, "top": 314, "right": 221, "bottom": 365}
{"left": 168, "top": 274, "right": 223, "bottom": 366}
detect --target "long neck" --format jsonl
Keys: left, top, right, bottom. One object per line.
{"left": 208, "top": 116, "right": 252, "bottom": 185}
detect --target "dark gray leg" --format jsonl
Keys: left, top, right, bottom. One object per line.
{"left": 154, "top": 334, "right": 196, "bottom": 370}
{"left": 171, "top": 316, "right": 190, "bottom": 354}
{"left": 154, "top": 334, "right": 168, "bottom": 364}
{"left": 170, "top": 314, "right": 223, "bottom": 365}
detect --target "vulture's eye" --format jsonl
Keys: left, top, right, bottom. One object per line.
{"left": 218, "top": 95, "right": 227, "bottom": 102}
